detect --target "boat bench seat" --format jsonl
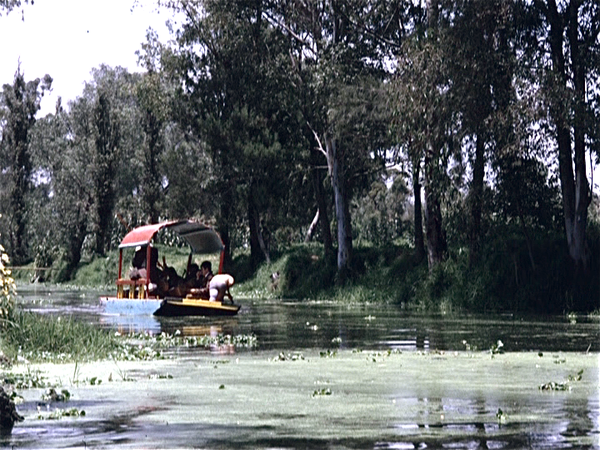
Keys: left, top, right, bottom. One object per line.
{"left": 116, "top": 278, "right": 148, "bottom": 299}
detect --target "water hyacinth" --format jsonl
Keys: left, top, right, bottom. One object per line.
{"left": 126, "top": 330, "right": 258, "bottom": 350}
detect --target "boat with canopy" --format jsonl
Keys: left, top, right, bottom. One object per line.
{"left": 100, "top": 219, "right": 240, "bottom": 316}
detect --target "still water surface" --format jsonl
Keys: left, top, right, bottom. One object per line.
{"left": 16, "top": 285, "right": 600, "bottom": 353}
{"left": 8, "top": 285, "right": 600, "bottom": 449}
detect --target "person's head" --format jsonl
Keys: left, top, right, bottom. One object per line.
{"left": 200, "top": 261, "right": 212, "bottom": 275}
{"left": 188, "top": 263, "right": 199, "bottom": 276}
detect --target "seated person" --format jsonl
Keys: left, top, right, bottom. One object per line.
{"left": 198, "top": 261, "right": 214, "bottom": 287}
{"left": 129, "top": 246, "right": 147, "bottom": 279}
{"left": 187, "top": 261, "right": 213, "bottom": 299}
{"left": 129, "top": 244, "right": 161, "bottom": 282}
{"left": 168, "top": 263, "right": 202, "bottom": 298}
{"left": 130, "top": 245, "right": 162, "bottom": 295}
{"left": 164, "top": 265, "right": 183, "bottom": 290}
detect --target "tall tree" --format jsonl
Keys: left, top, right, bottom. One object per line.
{"left": 91, "top": 90, "right": 120, "bottom": 256}
{"left": 267, "top": 0, "right": 402, "bottom": 280}
{"left": 35, "top": 101, "right": 94, "bottom": 280}
{"left": 80, "top": 65, "right": 139, "bottom": 255}
{"left": 390, "top": 22, "right": 449, "bottom": 270}
{"left": 162, "top": 0, "right": 308, "bottom": 270}
{"left": 443, "top": 0, "right": 517, "bottom": 266}
{"left": 135, "top": 71, "right": 168, "bottom": 225}
{"left": 528, "top": 0, "right": 598, "bottom": 271}
{"left": 0, "top": 68, "right": 51, "bottom": 264}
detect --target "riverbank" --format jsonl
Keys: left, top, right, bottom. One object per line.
{"left": 12, "top": 238, "right": 600, "bottom": 315}
{"left": 4, "top": 349, "right": 599, "bottom": 449}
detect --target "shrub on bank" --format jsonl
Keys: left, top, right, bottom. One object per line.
{"left": 1, "top": 311, "right": 123, "bottom": 363}
{"left": 0, "top": 244, "right": 16, "bottom": 324}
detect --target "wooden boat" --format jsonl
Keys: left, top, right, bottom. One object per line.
{"left": 100, "top": 220, "right": 240, "bottom": 316}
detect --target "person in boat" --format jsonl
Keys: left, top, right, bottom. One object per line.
{"left": 129, "top": 246, "right": 146, "bottom": 279}
{"left": 198, "top": 261, "right": 214, "bottom": 288}
{"left": 209, "top": 274, "right": 234, "bottom": 303}
{"left": 129, "top": 245, "right": 160, "bottom": 282}
{"left": 165, "top": 263, "right": 200, "bottom": 297}
{"left": 186, "top": 263, "right": 200, "bottom": 285}
{"left": 189, "top": 261, "right": 213, "bottom": 299}
{"left": 178, "top": 261, "right": 213, "bottom": 299}
{"left": 163, "top": 265, "right": 183, "bottom": 291}
{"left": 128, "top": 244, "right": 166, "bottom": 296}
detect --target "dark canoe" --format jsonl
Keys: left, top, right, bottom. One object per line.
{"left": 153, "top": 298, "right": 241, "bottom": 317}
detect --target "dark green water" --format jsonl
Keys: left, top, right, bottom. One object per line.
{"left": 7, "top": 285, "right": 600, "bottom": 449}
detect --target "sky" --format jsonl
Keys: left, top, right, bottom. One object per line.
{"left": 0, "top": 0, "right": 176, "bottom": 116}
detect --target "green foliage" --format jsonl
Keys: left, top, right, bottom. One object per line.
{"left": 233, "top": 235, "right": 598, "bottom": 313}
{"left": 0, "top": 242, "right": 16, "bottom": 324}
{"left": 0, "top": 68, "right": 52, "bottom": 264}
{"left": 0, "top": 311, "right": 123, "bottom": 363}
{"left": 2, "top": 368, "right": 49, "bottom": 389}
{"left": 70, "top": 253, "right": 120, "bottom": 287}
{"left": 2, "top": 1, "right": 598, "bottom": 316}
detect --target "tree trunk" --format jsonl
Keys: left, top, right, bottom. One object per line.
{"left": 546, "top": 0, "right": 591, "bottom": 269}
{"left": 327, "top": 136, "right": 352, "bottom": 281}
{"left": 423, "top": 145, "right": 447, "bottom": 271}
{"left": 305, "top": 209, "right": 319, "bottom": 243}
{"left": 310, "top": 151, "right": 334, "bottom": 255}
{"left": 468, "top": 132, "right": 485, "bottom": 266}
{"left": 92, "top": 92, "right": 119, "bottom": 256}
{"left": 422, "top": 0, "right": 446, "bottom": 271}
{"left": 411, "top": 153, "right": 426, "bottom": 263}
{"left": 248, "top": 185, "right": 270, "bottom": 267}
{"left": 61, "top": 213, "right": 88, "bottom": 282}
{"left": 217, "top": 189, "right": 234, "bottom": 274}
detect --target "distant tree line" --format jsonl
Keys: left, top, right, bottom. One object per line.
{"left": 0, "top": 0, "right": 598, "bottom": 309}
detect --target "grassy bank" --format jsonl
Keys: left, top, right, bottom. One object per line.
{"left": 0, "top": 311, "right": 124, "bottom": 363}
{"left": 11, "top": 229, "right": 600, "bottom": 314}
{"left": 229, "top": 232, "right": 599, "bottom": 314}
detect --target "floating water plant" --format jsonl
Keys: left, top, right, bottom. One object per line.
{"left": 568, "top": 369, "right": 584, "bottom": 381}
{"left": 312, "top": 388, "right": 332, "bottom": 397}
{"left": 271, "top": 352, "right": 305, "bottom": 361}
{"left": 148, "top": 373, "right": 173, "bottom": 380}
{"left": 496, "top": 408, "right": 506, "bottom": 425}
{"left": 127, "top": 331, "right": 257, "bottom": 351}
{"left": 490, "top": 340, "right": 504, "bottom": 356}
{"left": 320, "top": 349, "right": 337, "bottom": 358}
{"left": 42, "top": 388, "right": 70, "bottom": 402}
{"left": 2, "top": 368, "right": 50, "bottom": 389}
{"left": 539, "top": 381, "right": 570, "bottom": 391}
{"left": 38, "top": 407, "right": 86, "bottom": 420}
{"left": 539, "top": 369, "right": 584, "bottom": 391}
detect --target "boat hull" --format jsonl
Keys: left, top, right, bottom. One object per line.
{"left": 154, "top": 298, "right": 240, "bottom": 317}
{"left": 100, "top": 297, "right": 240, "bottom": 317}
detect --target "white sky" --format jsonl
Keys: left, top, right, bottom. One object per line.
{"left": 0, "top": 0, "right": 176, "bottom": 116}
